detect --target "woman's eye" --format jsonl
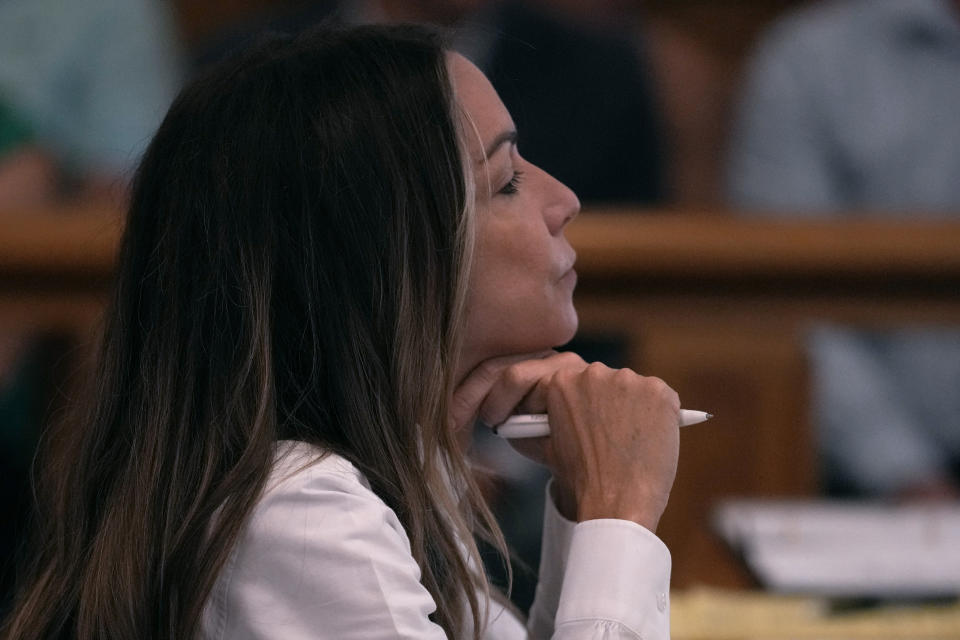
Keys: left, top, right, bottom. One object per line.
{"left": 498, "top": 171, "right": 524, "bottom": 196}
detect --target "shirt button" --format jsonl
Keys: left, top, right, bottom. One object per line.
{"left": 657, "top": 592, "right": 668, "bottom": 612}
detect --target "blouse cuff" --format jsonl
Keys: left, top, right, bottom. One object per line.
{"left": 530, "top": 479, "right": 672, "bottom": 639}
{"left": 556, "top": 519, "right": 672, "bottom": 638}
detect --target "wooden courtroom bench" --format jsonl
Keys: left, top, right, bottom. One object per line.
{"left": 3, "top": 204, "right": 960, "bottom": 589}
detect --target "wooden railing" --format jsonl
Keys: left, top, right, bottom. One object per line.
{"left": 0, "top": 203, "right": 122, "bottom": 337}
{"left": 3, "top": 205, "right": 960, "bottom": 588}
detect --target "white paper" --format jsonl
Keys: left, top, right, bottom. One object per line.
{"left": 713, "top": 500, "right": 960, "bottom": 597}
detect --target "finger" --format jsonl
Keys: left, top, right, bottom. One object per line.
{"left": 450, "top": 350, "right": 554, "bottom": 431}
{"left": 638, "top": 375, "right": 682, "bottom": 418}
{"left": 476, "top": 360, "right": 550, "bottom": 426}
{"left": 478, "top": 351, "right": 588, "bottom": 426}
{"left": 515, "top": 377, "right": 550, "bottom": 415}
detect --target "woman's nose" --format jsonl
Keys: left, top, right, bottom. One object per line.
{"left": 538, "top": 166, "right": 580, "bottom": 235}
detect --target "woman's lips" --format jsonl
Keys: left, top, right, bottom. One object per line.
{"left": 558, "top": 251, "right": 577, "bottom": 281}
{"left": 560, "top": 267, "right": 577, "bottom": 286}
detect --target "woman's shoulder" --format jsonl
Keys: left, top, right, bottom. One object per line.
{"left": 255, "top": 440, "right": 398, "bottom": 529}
{"left": 268, "top": 439, "right": 371, "bottom": 493}
{"left": 202, "top": 443, "right": 441, "bottom": 638}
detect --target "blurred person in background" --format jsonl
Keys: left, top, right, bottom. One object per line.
{"left": 0, "top": 103, "right": 57, "bottom": 210}
{"left": 194, "top": 0, "right": 667, "bottom": 611}
{"left": 0, "top": 0, "right": 183, "bottom": 616}
{"left": 0, "top": 0, "right": 183, "bottom": 202}
{"left": 726, "top": 0, "right": 960, "bottom": 499}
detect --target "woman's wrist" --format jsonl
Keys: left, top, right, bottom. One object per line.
{"left": 577, "top": 502, "right": 662, "bottom": 533}
{"left": 552, "top": 479, "right": 664, "bottom": 532}
{"left": 549, "top": 478, "right": 578, "bottom": 522}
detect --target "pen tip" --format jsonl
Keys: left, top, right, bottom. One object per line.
{"left": 706, "top": 413, "right": 714, "bottom": 420}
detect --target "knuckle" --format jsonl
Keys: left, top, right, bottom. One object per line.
{"left": 611, "top": 367, "right": 636, "bottom": 390}
{"left": 585, "top": 361, "right": 608, "bottom": 379}
{"left": 503, "top": 363, "right": 528, "bottom": 387}
{"left": 558, "top": 351, "right": 586, "bottom": 367}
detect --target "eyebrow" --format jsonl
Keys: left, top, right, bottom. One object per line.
{"left": 483, "top": 130, "right": 518, "bottom": 160}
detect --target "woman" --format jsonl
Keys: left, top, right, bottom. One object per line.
{"left": 4, "top": 25, "right": 680, "bottom": 639}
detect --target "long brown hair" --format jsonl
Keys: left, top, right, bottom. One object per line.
{"left": 4, "top": 24, "right": 506, "bottom": 639}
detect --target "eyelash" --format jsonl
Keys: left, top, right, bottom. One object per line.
{"left": 499, "top": 171, "right": 524, "bottom": 196}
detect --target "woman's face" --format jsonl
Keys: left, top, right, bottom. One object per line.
{"left": 448, "top": 54, "right": 581, "bottom": 374}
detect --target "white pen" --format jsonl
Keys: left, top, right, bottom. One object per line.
{"left": 493, "top": 409, "right": 713, "bottom": 439}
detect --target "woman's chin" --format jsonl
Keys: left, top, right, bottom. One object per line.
{"left": 462, "top": 305, "right": 579, "bottom": 364}
{"left": 516, "top": 312, "right": 579, "bottom": 353}
{"left": 556, "top": 306, "right": 579, "bottom": 345}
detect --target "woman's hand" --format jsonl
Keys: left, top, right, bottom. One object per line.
{"left": 453, "top": 352, "right": 681, "bottom": 532}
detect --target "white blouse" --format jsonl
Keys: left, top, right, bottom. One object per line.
{"left": 201, "top": 441, "right": 671, "bottom": 639}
